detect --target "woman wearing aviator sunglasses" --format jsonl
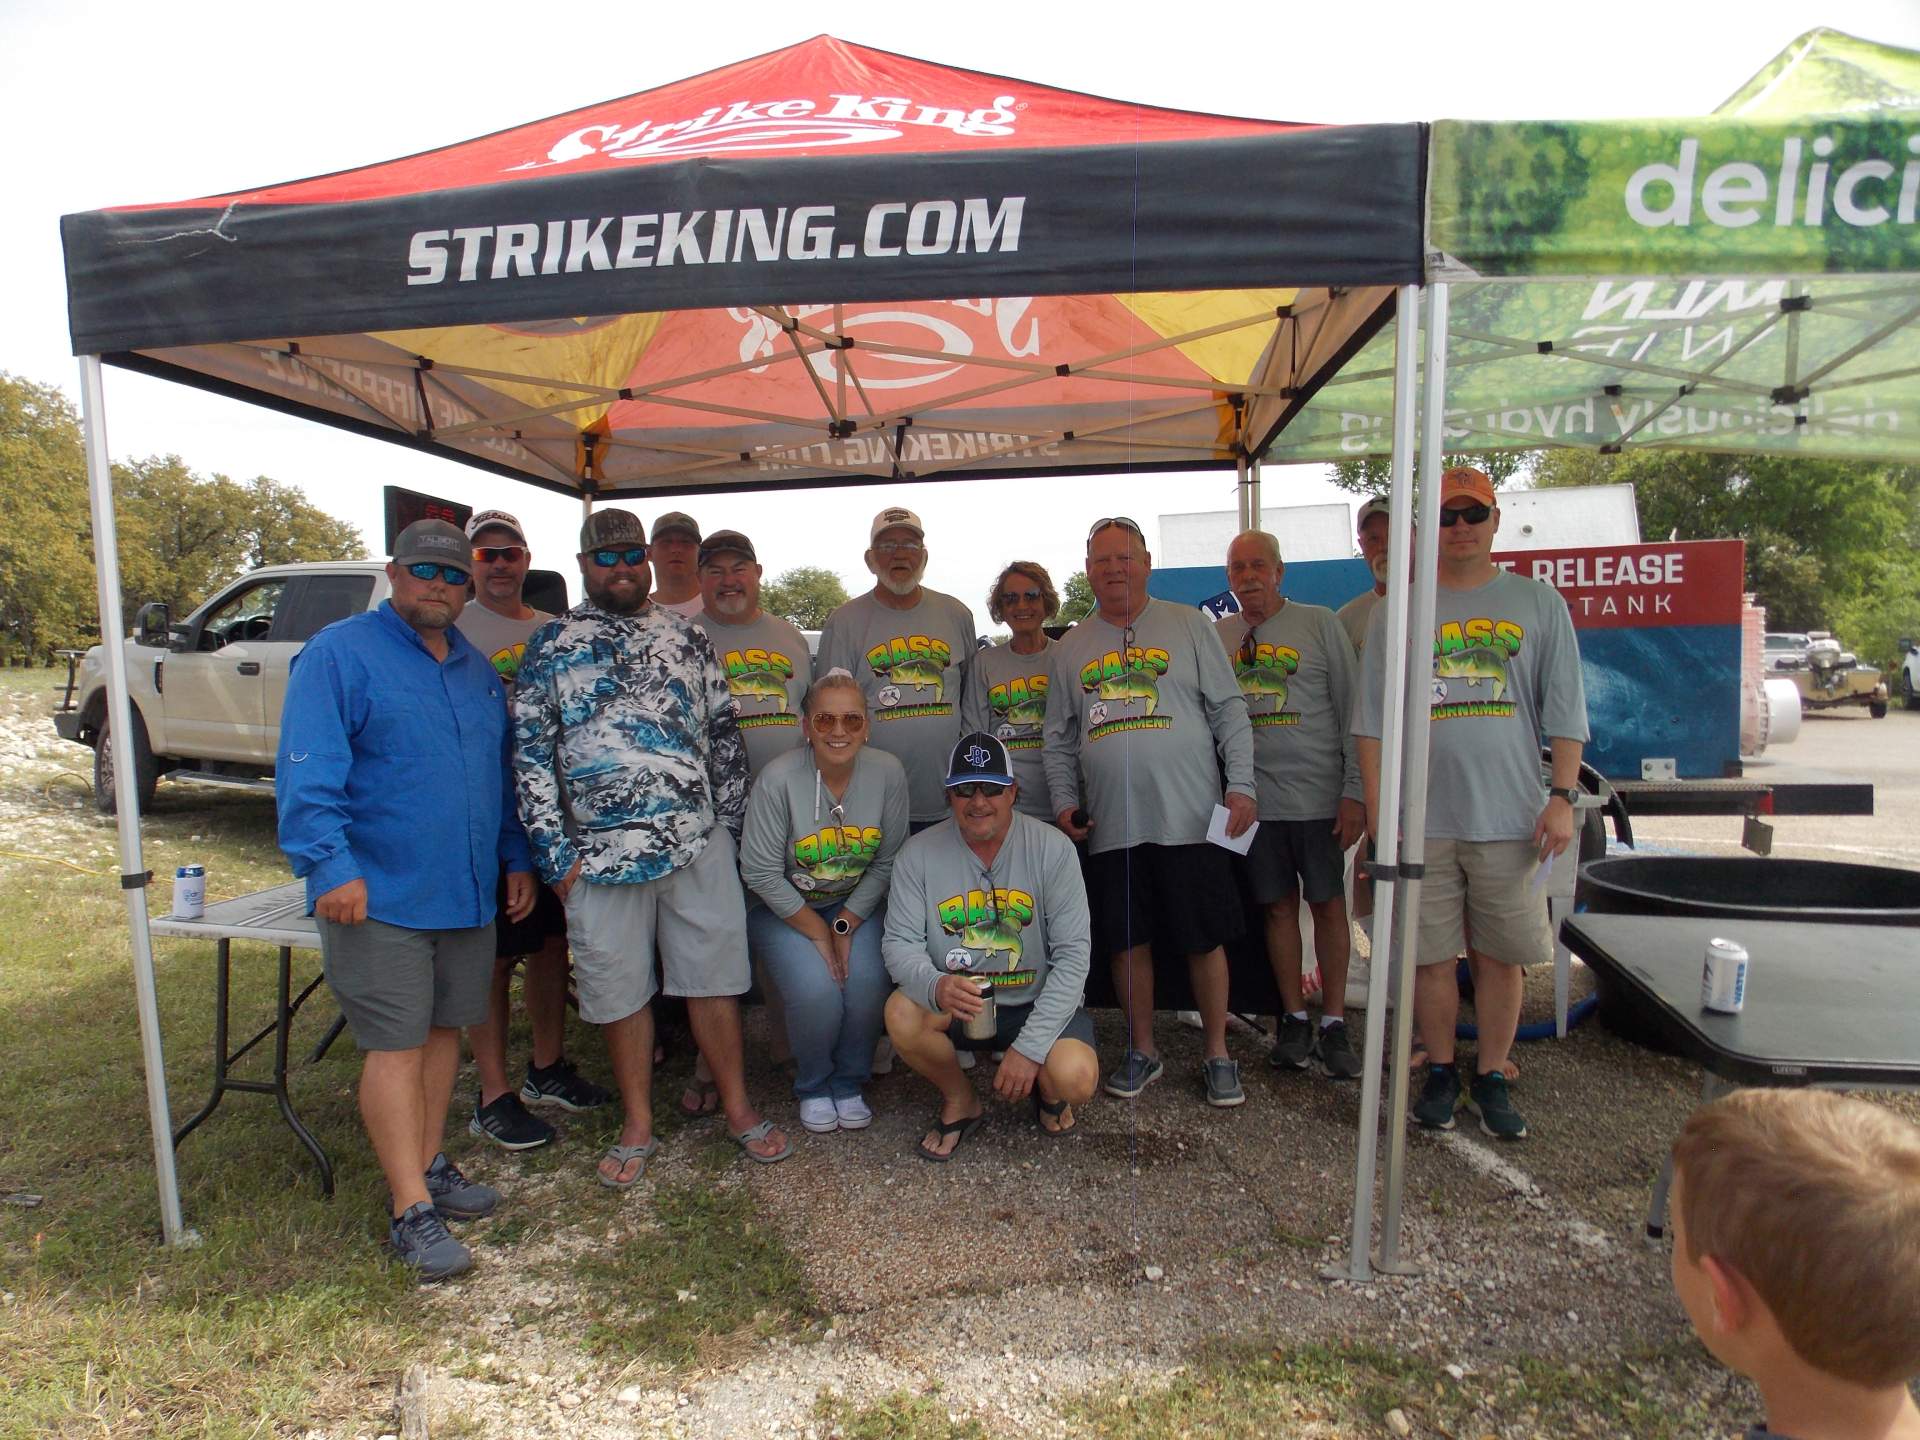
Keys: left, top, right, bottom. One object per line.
{"left": 962, "top": 562, "right": 1060, "bottom": 821}
{"left": 739, "top": 670, "right": 910, "bottom": 1136}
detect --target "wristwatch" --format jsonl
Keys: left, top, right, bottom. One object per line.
{"left": 1546, "top": 786, "right": 1582, "bottom": 804}
{"left": 832, "top": 914, "right": 855, "bottom": 936}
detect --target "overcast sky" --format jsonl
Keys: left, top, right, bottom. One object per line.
{"left": 5, "top": 0, "right": 1918, "bottom": 628}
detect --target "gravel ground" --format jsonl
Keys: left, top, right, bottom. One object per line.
{"left": 11, "top": 679, "right": 1919, "bottom": 1438}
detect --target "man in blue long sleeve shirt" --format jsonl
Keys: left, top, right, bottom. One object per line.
{"left": 277, "top": 520, "right": 535, "bottom": 1282}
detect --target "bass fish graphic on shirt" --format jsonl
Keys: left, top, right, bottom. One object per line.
{"left": 1430, "top": 618, "right": 1524, "bottom": 718}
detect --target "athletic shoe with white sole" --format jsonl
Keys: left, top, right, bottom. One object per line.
{"left": 469, "top": 1091, "right": 555, "bottom": 1151}
{"left": 520, "top": 1058, "right": 612, "bottom": 1112}
{"left": 833, "top": 1094, "right": 873, "bottom": 1130}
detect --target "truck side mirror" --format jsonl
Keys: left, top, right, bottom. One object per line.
{"left": 133, "top": 602, "right": 171, "bottom": 648}
{"left": 1902, "top": 636, "right": 1914, "bottom": 654}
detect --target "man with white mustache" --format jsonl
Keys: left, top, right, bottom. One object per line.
{"left": 692, "top": 529, "right": 813, "bottom": 779}
{"left": 1336, "top": 497, "right": 1392, "bottom": 654}
{"left": 818, "top": 507, "right": 977, "bottom": 833}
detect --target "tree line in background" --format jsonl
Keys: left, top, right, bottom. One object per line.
{"left": 0, "top": 373, "right": 364, "bottom": 663}
{"left": 1332, "top": 449, "right": 1920, "bottom": 669}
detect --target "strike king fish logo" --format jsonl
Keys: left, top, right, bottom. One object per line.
{"left": 1430, "top": 619, "right": 1524, "bottom": 717}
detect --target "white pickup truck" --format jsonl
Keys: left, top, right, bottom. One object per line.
{"left": 53, "top": 561, "right": 394, "bottom": 813}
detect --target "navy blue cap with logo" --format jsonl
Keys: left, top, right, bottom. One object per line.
{"left": 945, "top": 731, "right": 1014, "bottom": 787}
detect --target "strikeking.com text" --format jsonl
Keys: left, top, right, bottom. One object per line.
{"left": 406, "top": 198, "right": 1026, "bottom": 286}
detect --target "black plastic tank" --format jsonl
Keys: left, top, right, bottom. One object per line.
{"left": 1580, "top": 856, "right": 1920, "bottom": 927}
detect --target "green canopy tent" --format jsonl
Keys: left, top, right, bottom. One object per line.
{"left": 1300, "top": 29, "right": 1920, "bottom": 1282}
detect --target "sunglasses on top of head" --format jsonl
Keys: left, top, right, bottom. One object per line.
{"left": 950, "top": 781, "right": 1009, "bottom": 799}
{"left": 405, "top": 562, "right": 470, "bottom": 586}
{"left": 586, "top": 546, "right": 649, "bottom": 568}
{"left": 1439, "top": 503, "right": 1493, "bottom": 527}
{"left": 1086, "top": 516, "right": 1143, "bottom": 545}
{"left": 475, "top": 545, "right": 526, "bottom": 563}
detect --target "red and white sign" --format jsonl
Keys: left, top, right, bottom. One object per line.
{"left": 1495, "top": 538, "right": 1744, "bottom": 631}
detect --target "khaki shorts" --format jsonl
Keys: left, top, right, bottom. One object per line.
{"left": 1415, "top": 838, "right": 1551, "bottom": 969}
{"left": 562, "top": 829, "right": 750, "bottom": 1023}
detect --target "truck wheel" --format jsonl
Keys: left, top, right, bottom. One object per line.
{"left": 1870, "top": 701, "right": 1889, "bottom": 719}
{"left": 94, "top": 708, "right": 159, "bottom": 815}
{"left": 1903, "top": 672, "right": 1918, "bottom": 711}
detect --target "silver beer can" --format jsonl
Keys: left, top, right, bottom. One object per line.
{"left": 173, "top": 863, "right": 207, "bottom": 920}
{"left": 1701, "top": 936, "right": 1748, "bottom": 1013}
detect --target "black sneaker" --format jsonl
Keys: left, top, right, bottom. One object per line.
{"left": 469, "top": 1091, "right": 555, "bottom": 1151}
{"left": 521, "top": 1058, "right": 613, "bottom": 1113}
{"left": 389, "top": 1200, "right": 471, "bottom": 1283}
{"left": 1468, "top": 1070, "right": 1529, "bottom": 1141}
{"left": 1268, "top": 1013, "right": 1315, "bottom": 1070}
{"left": 425, "top": 1151, "right": 500, "bottom": 1220}
{"left": 1316, "top": 1020, "right": 1363, "bottom": 1080}
{"left": 1412, "top": 1065, "right": 1461, "bottom": 1130}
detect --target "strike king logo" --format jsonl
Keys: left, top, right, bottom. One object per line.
{"left": 1430, "top": 619, "right": 1524, "bottom": 719}
{"left": 1234, "top": 639, "right": 1300, "bottom": 728}
{"left": 868, "top": 635, "right": 954, "bottom": 721}
{"left": 509, "top": 93, "right": 1022, "bottom": 171}
{"left": 1079, "top": 645, "right": 1170, "bottom": 740}
{"left": 724, "top": 646, "right": 799, "bottom": 729}
{"left": 789, "top": 824, "right": 882, "bottom": 894}
{"left": 937, "top": 886, "right": 1035, "bottom": 981}
{"left": 988, "top": 673, "right": 1047, "bottom": 748}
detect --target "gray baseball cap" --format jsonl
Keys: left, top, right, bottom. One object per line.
{"left": 393, "top": 519, "right": 473, "bottom": 570}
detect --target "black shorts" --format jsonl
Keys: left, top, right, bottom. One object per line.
{"left": 950, "top": 1001, "right": 1097, "bottom": 1055}
{"left": 494, "top": 868, "right": 566, "bottom": 960}
{"left": 1086, "top": 842, "right": 1245, "bottom": 959}
{"left": 1240, "top": 818, "right": 1346, "bottom": 906}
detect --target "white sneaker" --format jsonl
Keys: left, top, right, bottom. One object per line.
{"left": 833, "top": 1094, "right": 873, "bottom": 1129}
{"left": 870, "top": 1037, "right": 895, "bottom": 1076}
{"left": 799, "top": 1096, "right": 839, "bottom": 1133}
{"left": 956, "top": 1048, "right": 977, "bottom": 1071}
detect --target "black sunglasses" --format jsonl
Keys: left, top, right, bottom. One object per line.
{"left": 475, "top": 545, "right": 526, "bottom": 563}
{"left": 998, "top": 587, "right": 1043, "bottom": 606}
{"left": 949, "top": 782, "right": 1009, "bottom": 799}
{"left": 1439, "top": 503, "right": 1493, "bottom": 527}
{"left": 405, "top": 562, "right": 470, "bottom": 585}
{"left": 586, "top": 547, "right": 649, "bottom": 567}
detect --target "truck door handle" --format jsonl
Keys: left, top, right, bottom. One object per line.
{"left": 236, "top": 662, "right": 262, "bottom": 676}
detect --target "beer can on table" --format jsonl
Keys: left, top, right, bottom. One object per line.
{"left": 173, "top": 863, "right": 206, "bottom": 920}
{"left": 1700, "top": 936, "right": 1748, "bottom": 1013}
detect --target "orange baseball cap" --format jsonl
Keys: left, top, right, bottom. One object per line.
{"left": 1439, "top": 465, "right": 1496, "bottom": 507}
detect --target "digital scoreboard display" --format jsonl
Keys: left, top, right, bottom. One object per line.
{"left": 382, "top": 485, "right": 473, "bottom": 553}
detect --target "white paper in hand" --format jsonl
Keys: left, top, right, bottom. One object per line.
{"left": 1207, "top": 804, "right": 1258, "bottom": 856}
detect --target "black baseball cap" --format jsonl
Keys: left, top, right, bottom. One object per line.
{"left": 945, "top": 731, "right": 1014, "bottom": 788}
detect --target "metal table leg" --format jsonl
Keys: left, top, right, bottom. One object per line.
{"left": 1646, "top": 1072, "right": 1733, "bottom": 1240}
{"left": 171, "top": 938, "right": 233, "bottom": 1147}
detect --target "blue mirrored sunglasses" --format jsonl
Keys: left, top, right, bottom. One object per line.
{"left": 588, "top": 547, "right": 649, "bottom": 568}
{"left": 405, "top": 562, "right": 470, "bottom": 585}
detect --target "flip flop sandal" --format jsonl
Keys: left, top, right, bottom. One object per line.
{"left": 731, "top": 1118, "right": 792, "bottom": 1165}
{"left": 678, "top": 1077, "right": 721, "bottom": 1117}
{"left": 917, "top": 1111, "right": 985, "bottom": 1163}
{"left": 597, "top": 1137, "right": 658, "bottom": 1189}
{"left": 1033, "top": 1095, "right": 1076, "bottom": 1138}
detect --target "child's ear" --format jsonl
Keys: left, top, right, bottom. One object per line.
{"left": 1701, "top": 1254, "right": 1755, "bottom": 1334}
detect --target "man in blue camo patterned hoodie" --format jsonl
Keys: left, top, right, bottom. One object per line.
{"left": 513, "top": 508, "right": 790, "bottom": 1185}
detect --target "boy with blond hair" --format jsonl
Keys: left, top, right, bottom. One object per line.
{"left": 1669, "top": 1088, "right": 1920, "bottom": 1440}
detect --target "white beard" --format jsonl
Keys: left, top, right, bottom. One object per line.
{"left": 872, "top": 557, "right": 927, "bottom": 597}
{"left": 1370, "top": 555, "right": 1390, "bottom": 585}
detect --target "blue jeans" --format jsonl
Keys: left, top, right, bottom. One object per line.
{"left": 747, "top": 901, "right": 888, "bottom": 1102}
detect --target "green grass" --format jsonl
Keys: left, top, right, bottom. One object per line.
{"left": 812, "top": 1386, "right": 989, "bottom": 1440}
{"left": 572, "top": 1181, "right": 818, "bottom": 1368}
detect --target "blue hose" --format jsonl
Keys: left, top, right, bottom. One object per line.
{"left": 1455, "top": 993, "right": 1599, "bottom": 1043}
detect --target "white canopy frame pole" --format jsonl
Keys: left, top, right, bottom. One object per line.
{"left": 1329, "top": 283, "right": 1421, "bottom": 1284}
{"left": 1248, "top": 458, "right": 1262, "bottom": 530}
{"left": 77, "top": 355, "right": 191, "bottom": 1248}
{"left": 1235, "top": 453, "right": 1252, "bottom": 530}
{"left": 1377, "top": 281, "right": 1451, "bottom": 1274}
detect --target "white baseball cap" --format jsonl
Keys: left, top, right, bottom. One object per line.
{"left": 465, "top": 509, "right": 527, "bottom": 544}
{"left": 869, "top": 506, "right": 925, "bottom": 545}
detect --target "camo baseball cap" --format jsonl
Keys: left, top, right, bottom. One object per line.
{"left": 697, "top": 529, "right": 756, "bottom": 565}
{"left": 580, "top": 507, "right": 648, "bottom": 552}
{"left": 650, "top": 511, "right": 701, "bottom": 543}
{"left": 945, "top": 731, "right": 1014, "bottom": 788}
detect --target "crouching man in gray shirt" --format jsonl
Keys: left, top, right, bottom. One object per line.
{"left": 882, "top": 733, "right": 1099, "bottom": 1161}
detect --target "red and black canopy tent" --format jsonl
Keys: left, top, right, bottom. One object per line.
{"left": 60, "top": 36, "right": 1427, "bottom": 1244}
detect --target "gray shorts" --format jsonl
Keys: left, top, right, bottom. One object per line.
{"left": 315, "top": 915, "right": 495, "bottom": 1052}
{"left": 1415, "top": 837, "right": 1553, "bottom": 968}
{"left": 563, "top": 828, "right": 750, "bottom": 1024}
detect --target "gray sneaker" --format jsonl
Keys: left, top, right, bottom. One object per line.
{"left": 1269, "top": 1013, "right": 1315, "bottom": 1070}
{"left": 389, "top": 1200, "right": 471, "bottom": 1282}
{"left": 1203, "top": 1056, "right": 1245, "bottom": 1108}
{"left": 1103, "top": 1049, "right": 1165, "bottom": 1099}
{"left": 425, "top": 1152, "right": 499, "bottom": 1220}
{"left": 1316, "top": 1020, "right": 1364, "bottom": 1080}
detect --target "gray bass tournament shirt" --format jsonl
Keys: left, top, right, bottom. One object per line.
{"left": 691, "top": 608, "right": 813, "bottom": 780}
{"left": 739, "top": 746, "right": 909, "bottom": 920}
{"left": 455, "top": 602, "right": 556, "bottom": 688}
{"left": 960, "top": 637, "right": 1054, "bottom": 820}
{"left": 1336, "top": 588, "right": 1381, "bottom": 654}
{"left": 1355, "top": 570, "right": 1589, "bottom": 842}
{"left": 1042, "top": 599, "right": 1254, "bottom": 856}
{"left": 881, "top": 812, "right": 1090, "bottom": 1065}
{"left": 1215, "top": 602, "right": 1361, "bottom": 821}
{"left": 817, "top": 589, "right": 977, "bottom": 823}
